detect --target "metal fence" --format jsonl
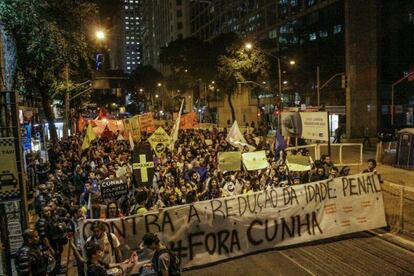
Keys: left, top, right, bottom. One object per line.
{"left": 285, "top": 143, "right": 364, "bottom": 167}
{"left": 382, "top": 181, "right": 414, "bottom": 238}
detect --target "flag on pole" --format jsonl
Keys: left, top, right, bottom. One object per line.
{"left": 226, "top": 121, "right": 255, "bottom": 151}
{"left": 169, "top": 100, "right": 184, "bottom": 150}
{"left": 128, "top": 132, "right": 135, "bottom": 150}
{"left": 78, "top": 114, "right": 86, "bottom": 133}
{"left": 81, "top": 123, "right": 96, "bottom": 150}
{"left": 274, "top": 129, "right": 287, "bottom": 161}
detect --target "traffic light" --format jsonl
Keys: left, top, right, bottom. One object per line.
{"left": 341, "top": 74, "right": 348, "bottom": 89}
{"left": 96, "top": 53, "right": 104, "bottom": 70}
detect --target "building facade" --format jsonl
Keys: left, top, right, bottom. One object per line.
{"left": 122, "top": 0, "right": 144, "bottom": 73}
{"left": 190, "top": 0, "right": 414, "bottom": 137}
{"left": 142, "top": 0, "right": 192, "bottom": 70}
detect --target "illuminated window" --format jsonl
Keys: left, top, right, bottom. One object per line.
{"left": 333, "top": 24, "right": 342, "bottom": 34}
{"left": 319, "top": 30, "right": 328, "bottom": 38}
{"left": 309, "top": 32, "right": 317, "bottom": 40}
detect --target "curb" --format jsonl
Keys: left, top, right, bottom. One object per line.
{"left": 368, "top": 229, "right": 414, "bottom": 253}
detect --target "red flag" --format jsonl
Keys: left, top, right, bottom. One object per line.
{"left": 78, "top": 115, "right": 86, "bottom": 133}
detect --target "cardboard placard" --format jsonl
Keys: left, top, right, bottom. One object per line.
{"left": 99, "top": 177, "right": 128, "bottom": 200}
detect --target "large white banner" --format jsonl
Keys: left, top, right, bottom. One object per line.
{"left": 281, "top": 111, "right": 329, "bottom": 141}
{"left": 81, "top": 173, "right": 386, "bottom": 269}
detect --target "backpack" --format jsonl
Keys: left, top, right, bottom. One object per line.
{"left": 153, "top": 248, "right": 181, "bottom": 276}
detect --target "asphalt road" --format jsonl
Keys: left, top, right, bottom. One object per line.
{"left": 183, "top": 231, "right": 414, "bottom": 276}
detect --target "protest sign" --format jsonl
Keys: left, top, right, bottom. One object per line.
{"left": 286, "top": 154, "right": 311, "bottom": 171}
{"left": 281, "top": 112, "right": 328, "bottom": 141}
{"left": 138, "top": 113, "right": 156, "bottom": 133}
{"left": 81, "top": 173, "right": 386, "bottom": 270}
{"left": 242, "top": 151, "right": 269, "bottom": 171}
{"left": 116, "top": 166, "right": 128, "bottom": 178}
{"left": 180, "top": 112, "right": 198, "bottom": 129}
{"left": 148, "top": 127, "right": 172, "bottom": 157}
{"left": 218, "top": 152, "right": 241, "bottom": 171}
{"left": 123, "top": 116, "right": 141, "bottom": 141}
{"left": 99, "top": 177, "right": 128, "bottom": 200}
{"left": 132, "top": 144, "right": 154, "bottom": 187}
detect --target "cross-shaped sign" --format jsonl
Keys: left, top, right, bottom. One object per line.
{"left": 132, "top": 144, "right": 155, "bottom": 187}
{"left": 132, "top": 154, "right": 154, "bottom": 183}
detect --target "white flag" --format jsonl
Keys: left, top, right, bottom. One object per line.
{"left": 226, "top": 121, "right": 256, "bottom": 151}
{"left": 169, "top": 100, "right": 184, "bottom": 150}
{"left": 128, "top": 132, "right": 134, "bottom": 150}
{"left": 117, "top": 133, "right": 125, "bottom": 141}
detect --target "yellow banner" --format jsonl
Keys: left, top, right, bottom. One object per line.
{"left": 218, "top": 151, "right": 242, "bottom": 171}
{"left": 286, "top": 155, "right": 311, "bottom": 171}
{"left": 123, "top": 116, "right": 141, "bottom": 141}
{"left": 242, "top": 151, "right": 269, "bottom": 171}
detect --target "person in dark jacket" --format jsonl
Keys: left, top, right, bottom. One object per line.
{"left": 15, "top": 229, "right": 49, "bottom": 276}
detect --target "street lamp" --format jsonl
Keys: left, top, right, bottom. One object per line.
{"left": 157, "top": 83, "right": 162, "bottom": 87}
{"left": 96, "top": 30, "right": 105, "bottom": 40}
{"left": 245, "top": 42, "right": 253, "bottom": 50}
{"left": 289, "top": 60, "right": 296, "bottom": 65}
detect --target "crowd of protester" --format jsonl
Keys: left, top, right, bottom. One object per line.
{"left": 15, "top": 126, "right": 382, "bottom": 276}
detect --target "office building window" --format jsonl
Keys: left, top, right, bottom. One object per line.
{"left": 309, "top": 32, "right": 317, "bottom": 40}
{"left": 333, "top": 24, "right": 342, "bottom": 34}
{"left": 306, "top": 0, "right": 315, "bottom": 7}
{"left": 176, "top": 0, "right": 182, "bottom": 5}
{"left": 177, "top": 22, "right": 183, "bottom": 29}
{"left": 319, "top": 30, "right": 328, "bottom": 38}
{"left": 177, "top": 10, "right": 182, "bottom": 18}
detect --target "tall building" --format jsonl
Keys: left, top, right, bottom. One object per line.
{"left": 143, "top": 0, "right": 191, "bottom": 70}
{"left": 189, "top": 0, "right": 414, "bottom": 137}
{"left": 122, "top": 0, "right": 144, "bottom": 73}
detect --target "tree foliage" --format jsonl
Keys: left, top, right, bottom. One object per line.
{"left": 129, "top": 65, "right": 163, "bottom": 111}
{"left": 159, "top": 32, "right": 270, "bottom": 122}
{"left": 0, "top": 0, "right": 98, "bottom": 142}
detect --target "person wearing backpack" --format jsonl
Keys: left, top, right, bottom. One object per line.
{"left": 87, "top": 221, "right": 122, "bottom": 266}
{"left": 141, "top": 233, "right": 181, "bottom": 276}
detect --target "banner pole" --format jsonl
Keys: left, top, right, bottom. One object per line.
{"left": 327, "top": 111, "right": 331, "bottom": 157}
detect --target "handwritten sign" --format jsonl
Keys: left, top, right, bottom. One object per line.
{"left": 138, "top": 113, "right": 155, "bottom": 133}
{"left": 82, "top": 173, "right": 386, "bottom": 269}
{"left": 99, "top": 177, "right": 128, "bottom": 200}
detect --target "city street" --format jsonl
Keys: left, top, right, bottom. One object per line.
{"left": 185, "top": 232, "right": 414, "bottom": 276}
{"left": 2, "top": 1, "right": 414, "bottom": 275}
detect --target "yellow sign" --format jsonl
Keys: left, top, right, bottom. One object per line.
{"left": 242, "top": 151, "right": 269, "bottom": 171}
{"left": 0, "top": 138, "right": 20, "bottom": 201}
{"left": 286, "top": 155, "right": 311, "bottom": 171}
{"left": 148, "top": 127, "right": 172, "bottom": 157}
{"left": 123, "top": 116, "right": 141, "bottom": 141}
{"left": 218, "top": 152, "right": 241, "bottom": 171}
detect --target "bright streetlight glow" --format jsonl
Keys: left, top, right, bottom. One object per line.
{"left": 96, "top": 30, "right": 105, "bottom": 40}
{"left": 184, "top": 69, "right": 188, "bottom": 73}
{"left": 155, "top": 94, "right": 159, "bottom": 98}
{"left": 211, "top": 81, "right": 215, "bottom": 84}
{"left": 283, "top": 80, "right": 288, "bottom": 85}
{"left": 289, "top": 60, "right": 296, "bottom": 65}
{"left": 139, "top": 88, "right": 143, "bottom": 92}
{"left": 157, "top": 83, "right": 162, "bottom": 87}
{"left": 262, "top": 81, "right": 266, "bottom": 84}
{"left": 245, "top": 42, "right": 253, "bottom": 50}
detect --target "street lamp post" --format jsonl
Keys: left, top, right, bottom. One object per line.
{"left": 244, "top": 43, "right": 295, "bottom": 128}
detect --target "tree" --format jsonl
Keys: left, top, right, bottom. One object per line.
{"left": 129, "top": 65, "right": 164, "bottom": 112}
{"left": 159, "top": 37, "right": 214, "bottom": 90}
{"left": 216, "top": 37, "right": 269, "bottom": 122}
{"left": 0, "top": 0, "right": 98, "bottom": 142}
